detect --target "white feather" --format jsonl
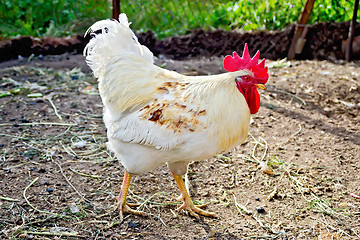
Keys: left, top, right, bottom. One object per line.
{"left": 84, "top": 13, "right": 153, "bottom": 79}
{"left": 108, "top": 112, "right": 182, "bottom": 150}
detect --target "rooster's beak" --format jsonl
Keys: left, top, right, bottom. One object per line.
{"left": 255, "top": 84, "right": 266, "bottom": 90}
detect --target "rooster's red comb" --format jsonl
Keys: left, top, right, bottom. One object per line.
{"left": 223, "top": 43, "right": 268, "bottom": 83}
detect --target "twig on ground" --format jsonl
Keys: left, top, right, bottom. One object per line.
{"left": 204, "top": 227, "right": 217, "bottom": 240}
{"left": 77, "top": 110, "right": 102, "bottom": 118}
{"left": 136, "top": 192, "right": 165, "bottom": 212}
{"left": 20, "top": 231, "right": 83, "bottom": 238}
{"left": 170, "top": 209, "right": 178, "bottom": 218}
{"left": 266, "top": 187, "right": 278, "bottom": 201}
{"left": 231, "top": 191, "right": 252, "bottom": 215}
{"left": 351, "top": 229, "right": 360, "bottom": 239}
{"left": 0, "top": 122, "right": 76, "bottom": 127}
{"left": 248, "top": 133, "right": 268, "bottom": 162}
{"left": 60, "top": 142, "right": 77, "bottom": 156}
{"left": 252, "top": 214, "right": 279, "bottom": 235}
{"left": 46, "top": 97, "right": 62, "bottom": 120}
{"left": 23, "top": 177, "right": 69, "bottom": 218}
{"left": 0, "top": 196, "right": 20, "bottom": 202}
{"left": 45, "top": 126, "right": 72, "bottom": 144}
{"left": 158, "top": 214, "right": 168, "bottom": 228}
{"left": 129, "top": 191, "right": 179, "bottom": 207}
{"left": 267, "top": 86, "right": 306, "bottom": 105}
{"left": 52, "top": 159, "right": 91, "bottom": 203}
{"left": 7, "top": 161, "right": 40, "bottom": 169}
{"left": 277, "top": 124, "right": 302, "bottom": 146}
{"left": 243, "top": 235, "right": 281, "bottom": 239}
{"left": 114, "top": 232, "right": 152, "bottom": 239}
{"left": 70, "top": 168, "right": 102, "bottom": 179}
{"left": 75, "top": 220, "right": 109, "bottom": 225}
{"left": 105, "top": 220, "right": 123, "bottom": 229}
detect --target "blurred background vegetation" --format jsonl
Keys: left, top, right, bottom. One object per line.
{"left": 0, "top": 0, "right": 358, "bottom": 40}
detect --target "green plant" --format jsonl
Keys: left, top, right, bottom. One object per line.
{"left": 0, "top": 0, "right": 358, "bottom": 39}
{"left": 0, "top": 0, "right": 110, "bottom": 38}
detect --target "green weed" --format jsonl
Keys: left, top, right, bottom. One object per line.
{"left": 0, "top": 0, "right": 358, "bottom": 39}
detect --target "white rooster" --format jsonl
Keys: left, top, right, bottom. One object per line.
{"left": 84, "top": 13, "right": 268, "bottom": 219}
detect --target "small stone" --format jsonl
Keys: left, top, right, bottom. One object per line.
{"left": 46, "top": 188, "right": 53, "bottom": 193}
{"left": 27, "top": 234, "right": 34, "bottom": 239}
{"left": 128, "top": 221, "right": 137, "bottom": 228}
{"left": 20, "top": 119, "right": 30, "bottom": 123}
{"left": 69, "top": 204, "right": 80, "bottom": 214}
{"left": 73, "top": 141, "right": 87, "bottom": 148}
{"left": 256, "top": 206, "right": 266, "bottom": 214}
{"left": 334, "top": 183, "right": 344, "bottom": 189}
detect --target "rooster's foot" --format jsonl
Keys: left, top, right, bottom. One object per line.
{"left": 118, "top": 203, "right": 146, "bottom": 220}
{"left": 116, "top": 199, "right": 146, "bottom": 221}
{"left": 175, "top": 195, "right": 216, "bottom": 218}
{"left": 172, "top": 173, "right": 217, "bottom": 218}
{"left": 126, "top": 202, "right": 141, "bottom": 207}
{"left": 176, "top": 201, "right": 216, "bottom": 218}
{"left": 115, "top": 171, "right": 146, "bottom": 220}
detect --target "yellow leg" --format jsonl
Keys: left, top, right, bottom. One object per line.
{"left": 172, "top": 172, "right": 217, "bottom": 218}
{"left": 115, "top": 170, "right": 146, "bottom": 220}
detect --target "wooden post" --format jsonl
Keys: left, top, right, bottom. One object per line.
{"left": 112, "top": 0, "right": 121, "bottom": 20}
{"left": 346, "top": 0, "right": 359, "bottom": 61}
{"left": 287, "top": 0, "right": 316, "bottom": 60}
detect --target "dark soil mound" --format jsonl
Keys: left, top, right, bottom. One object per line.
{"left": 146, "top": 21, "right": 360, "bottom": 60}
{"left": 0, "top": 35, "right": 89, "bottom": 63}
{"left": 0, "top": 21, "right": 359, "bottom": 62}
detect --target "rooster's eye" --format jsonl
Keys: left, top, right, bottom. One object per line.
{"left": 243, "top": 76, "right": 250, "bottom": 82}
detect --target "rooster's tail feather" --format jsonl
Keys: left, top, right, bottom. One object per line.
{"left": 84, "top": 13, "right": 153, "bottom": 78}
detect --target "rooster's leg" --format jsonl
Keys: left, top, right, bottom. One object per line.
{"left": 172, "top": 172, "right": 217, "bottom": 218}
{"left": 115, "top": 170, "right": 146, "bottom": 220}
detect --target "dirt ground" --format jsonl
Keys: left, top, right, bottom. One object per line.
{"left": 0, "top": 53, "right": 359, "bottom": 239}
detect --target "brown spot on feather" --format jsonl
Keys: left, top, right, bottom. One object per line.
{"left": 198, "top": 109, "right": 206, "bottom": 115}
{"left": 157, "top": 86, "right": 169, "bottom": 94}
{"left": 164, "top": 82, "right": 177, "bottom": 87}
{"left": 139, "top": 93, "right": 206, "bottom": 134}
{"left": 149, "top": 109, "right": 162, "bottom": 122}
